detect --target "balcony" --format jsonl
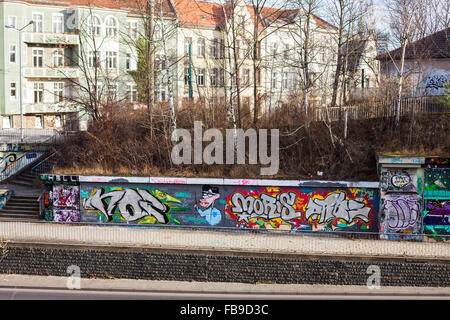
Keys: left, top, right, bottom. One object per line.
{"left": 24, "top": 67, "right": 79, "bottom": 79}
{"left": 23, "top": 32, "right": 79, "bottom": 46}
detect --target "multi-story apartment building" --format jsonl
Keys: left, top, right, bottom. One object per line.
{"left": 0, "top": 0, "right": 375, "bottom": 129}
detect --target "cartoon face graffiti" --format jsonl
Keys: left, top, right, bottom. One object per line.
{"left": 195, "top": 185, "right": 222, "bottom": 226}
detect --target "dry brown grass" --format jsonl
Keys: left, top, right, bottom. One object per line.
{"left": 52, "top": 102, "right": 450, "bottom": 181}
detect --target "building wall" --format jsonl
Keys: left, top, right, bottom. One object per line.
{"left": 380, "top": 59, "right": 449, "bottom": 96}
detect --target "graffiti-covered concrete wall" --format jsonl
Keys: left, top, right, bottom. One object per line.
{"left": 40, "top": 175, "right": 380, "bottom": 233}
{"left": 377, "top": 154, "right": 450, "bottom": 241}
{"left": 423, "top": 158, "right": 450, "bottom": 241}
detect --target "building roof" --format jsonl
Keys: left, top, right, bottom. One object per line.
{"left": 172, "top": 0, "right": 225, "bottom": 28}
{"left": 6, "top": 0, "right": 336, "bottom": 31}
{"left": 377, "top": 27, "right": 450, "bottom": 61}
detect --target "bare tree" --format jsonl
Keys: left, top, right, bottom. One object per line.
{"left": 324, "top": 0, "right": 366, "bottom": 109}
{"left": 385, "top": 0, "right": 421, "bottom": 127}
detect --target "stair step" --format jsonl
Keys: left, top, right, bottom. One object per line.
{"left": 0, "top": 214, "right": 39, "bottom": 220}
{"left": 2, "top": 204, "right": 39, "bottom": 210}
{"left": 0, "top": 207, "right": 37, "bottom": 212}
{"left": 3, "top": 202, "right": 39, "bottom": 207}
{"left": 9, "top": 181, "right": 35, "bottom": 187}
{"left": 15, "top": 176, "right": 36, "bottom": 182}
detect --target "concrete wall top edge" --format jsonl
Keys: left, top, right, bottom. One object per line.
{"left": 74, "top": 175, "right": 380, "bottom": 188}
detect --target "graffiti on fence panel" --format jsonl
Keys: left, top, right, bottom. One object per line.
{"left": 225, "top": 187, "right": 376, "bottom": 231}
{"left": 423, "top": 200, "right": 450, "bottom": 239}
{"left": 54, "top": 209, "right": 80, "bottom": 222}
{"left": 82, "top": 187, "right": 185, "bottom": 224}
{"left": 53, "top": 185, "right": 79, "bottom": 208}
{"left": 380, "top": 194, "right": 422, "bottom": 238}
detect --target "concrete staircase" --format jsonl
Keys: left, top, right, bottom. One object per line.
{"left": 8, "top": 169, "right": 40, "bottom": 188}
{"left": 0, "top": 168, "right": 43, "bottom": 220}
{"left": 0, "top": 194, "right": 40, "bottom": 220}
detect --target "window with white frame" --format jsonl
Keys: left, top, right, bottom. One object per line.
{"left": 243, "top": 69, "right": 250, "bottom": 86}
{"left": 242, "top": 41, "right": 249, "bottom": 59}
{"left": 126, "top": 53, "right": 131, "bottom": 70}
{"left": 105, "top": 51, "right": 117, "bottom": 70}
{"left": 7, "top": 16, "right": 17, "bottom": 28}
{"left": 35, "top": 115, "right": 43, "bottom": 128}
{"left": 32, "top": 13, "right": 43, "bottom": 32}
{"left": 184, "top": 37, "right": 192, "bottom": 56}
{"left": 210, "top": 68, "right": 218, "bottom": 87}
{"left": 197, "top": 38, "right": 205, "bottom": 58}
{"left": 105, "top": 17, "right": 118, "bottom": 38}
{"left": 54, "top": 82, "right": 64, "bottom": 103}
{"left": 184, "top": 67, "right": 190, "bottom": 86}
{"left": 2, "top": 116, "right": 12, "bottom": 129}
{"left": 156, "top": 54, "right": 166, "bottom": 70}
{"left": 9, "top": 45, "right": 16, "bottom": 63}
{"left": 33, "top": 49, "right": 43, "bottom": 67}
{"left": 52, "top": 14, "right": 63, "bottom": 33}
{"left": 55, "top": 115, "right": 62, "bottom": 128}
{"left": 127, "top": 21, "right": 138, "bottom": 39}
{"left": 10, "top": 82, "right": 17, "bottom": 100}
{"left": 219, "top": 68, "right": 225, "bottom": 87}
{"left": 156, "top": 84, "right": 166, "bottom": 102}
{"left": 126, "top": 84, "right": 138, "bottom": 102}
{"left": 282, "top": 72, "right": 288, "bottom": 89}
{"left": 88, "top": 15, "right": 101, "bottom": 36}
{"left": 53, "top": 49, "right": 64, "bottom": 67}
{"left": 107, "top": 83, "right": 117, "bottom": 100}
{"left": 271, "top": 72, "right": 277, "bottom": 89}
{"left": 197, "top": 68, "right": 205, "bottom": 86}
{"left": 34, "top": 82, "right": 44, "bottom": 103}
{"left": 210, "top": 39, "right": 218, "bottom": 58}
{"left": 88, "top": 50, "right": 100, "bottom": 68}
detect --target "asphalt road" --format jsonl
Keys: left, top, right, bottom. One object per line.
{"left": 0, "top": 287, "right": 448, "bottom": 300}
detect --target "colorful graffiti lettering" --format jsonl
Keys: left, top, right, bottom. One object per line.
{"left": 53, "top": 185, "right": 79, "bottom": 208}
{"left": 225, "top": 187, "right": 375, "bottom": 231}
{"left": 82, "top": 187, "right": 184, "bottom": 224}
{"left": 195, "top": 185, "right": 222, "bottom": 226}
{"left": 382, "top": 196, "right": 421, "bottom": 231}
{"left": 305, "top": 192, "right": 371, "bottom": 224}
{"left": 54, "top": 209, "right": 80, "bottom": 222}
{"left": 424, "top": 200, "right": 450, "bottom": 234}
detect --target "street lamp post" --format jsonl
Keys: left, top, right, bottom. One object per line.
{"left": 5, "top": 20, "right": 33, "bottom": 143}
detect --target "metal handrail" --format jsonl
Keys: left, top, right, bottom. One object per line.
{"left": 0, "top": 151, "right": 44, "bottom": 182}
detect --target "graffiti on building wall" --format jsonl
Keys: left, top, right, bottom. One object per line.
{"left": 381, "top": 169, "right": 421, "bottom": 193}
{"left": 425, "top": 74, "right": 449, "bottom": 91}
{"left": 53, "top": 185, "right": 79, "bottom": 208}
{"left": 0, "top": 189, "right": 13, "bottom": 210}
{"left": 425, "top": 168, "right": 449, "bottom": 192}
{"left": 54, "top": 209, "right": 80, "bottom": 222}
{"left": 194, "top": 185, "right": 222, "bottom": 226}
{"left": 423, "top": 200, "right": 450, "bottom": 237}
{"left": 225, "top": 187, "right": 376, "bottom": 231}
{"left": 380, "top": 194, "right": 422, "bottom": 238}
{"left": 82, "top": 187, "right": 186, "bottom": 224}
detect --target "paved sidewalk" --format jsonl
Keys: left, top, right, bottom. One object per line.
{"left": 0, "top": 220, "right": 449, "bottom": 260}
{"left": 0, "top": 274, "right": 450, "bottom": 297}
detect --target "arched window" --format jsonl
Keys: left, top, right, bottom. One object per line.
{"left": 88, "top": 15, "right": 101, "bottom": 36}
{"left": 105, "top": 16, "right": 118, "bottom": 38}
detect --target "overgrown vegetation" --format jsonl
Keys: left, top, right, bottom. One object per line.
{"left": 52, "top": 99, "right": 450, "bottom": 181}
